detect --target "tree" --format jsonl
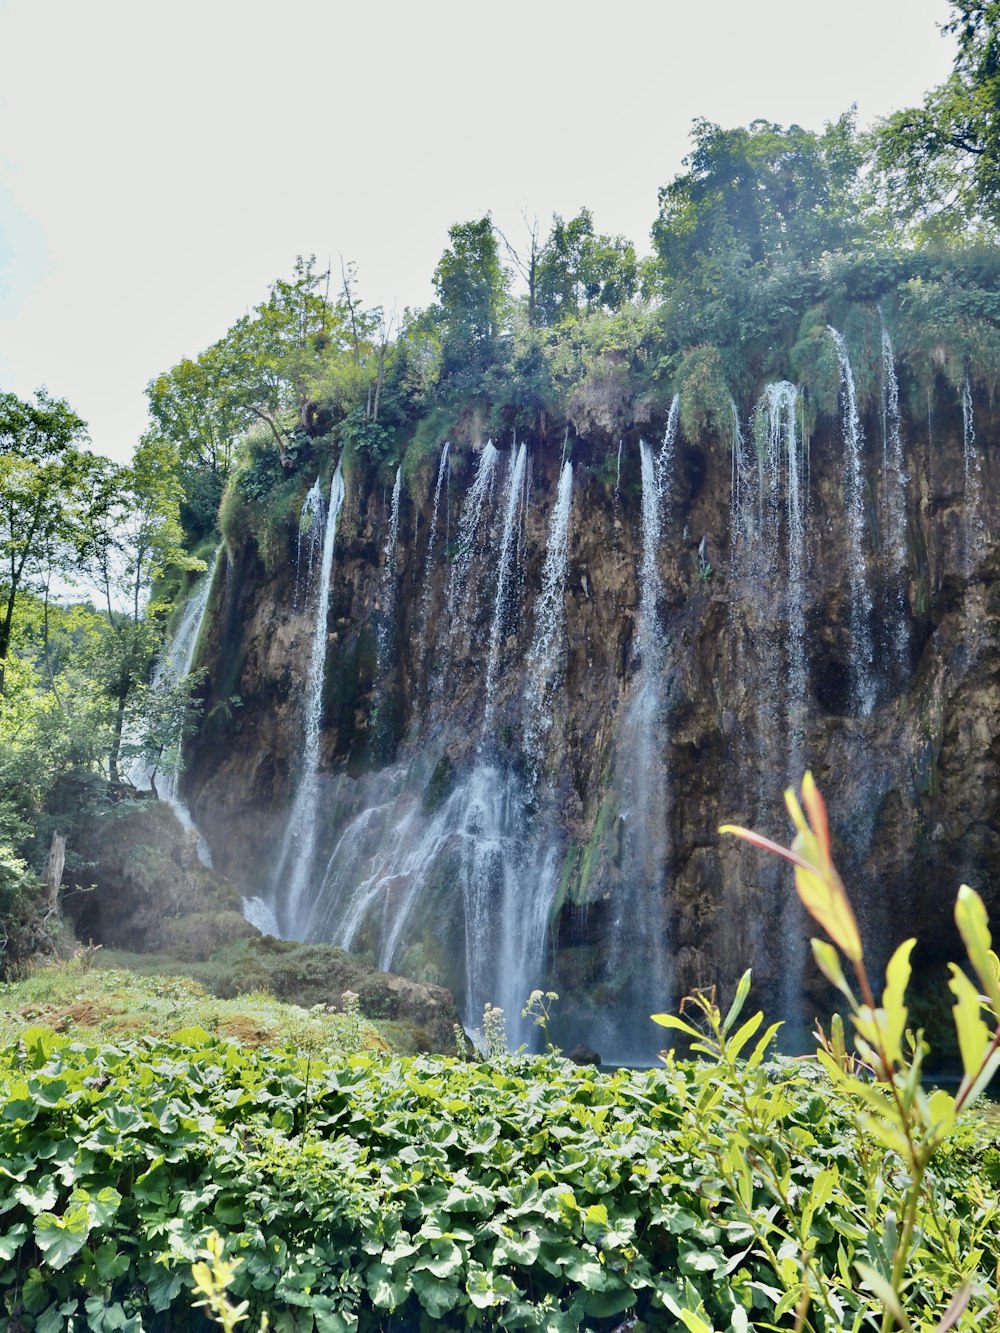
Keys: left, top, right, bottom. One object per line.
{"left": 535, "top": 209, "right": 638, "bottom": 325}
{"left": 147, "top": 256, "right": 351, "bottom": 490}
{"left": 432, "top": 218, "right": 511, "bottom": 379}
{"left": 0, "top": 390, "right": 91, "bottom": 697}
{"left": 873, "top": 2, "right": 1000, "bottom": 236}
{"left": 652, "top": 115, "right": 867, "bottom": 282}
{"left": 75, "top": 436, "right": 199, "bottom": 783}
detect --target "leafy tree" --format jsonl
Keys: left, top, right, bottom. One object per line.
{"left": 873, "top": 2, "right": 1000, "bottom": 236}
{"left": 75, "top": 436, "right": 199, "bottom": 783}
{"left": 652, "top": 114, "right": 868, "bottom": 282}
{"left": 535, "top": 209, "right": 638, "bottom": 324}
{"left": 432, "top": 218, "right": 511, "bottom": 380}
{"left": 148, "top": 257, "right": 352, "bottom": 499}
{"left": 0, "top": 390, "right": 91, "bottom": 697}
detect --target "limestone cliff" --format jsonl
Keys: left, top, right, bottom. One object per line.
{"left": 182, "top": 364, "right": 999, "bottom": 1062}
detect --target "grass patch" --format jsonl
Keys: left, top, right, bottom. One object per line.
{"left": 0, "top": 957, "right": 388, "bottom": 1058}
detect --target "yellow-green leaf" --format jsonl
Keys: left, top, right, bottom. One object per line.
{"left": 650, "top": 1014, "right": 702, "bottom": 1040}
{"left": 955, "top": 886, "right": 1000, "bottom": 1016}
{"left": 811, "top": 939, "right": 854, "bottom": 1002}
{"left": 948, "top": 963, "right": 990, "bottom": 1082}
{"left": 882, "top": 939, "right": 916, "bottom": 1065}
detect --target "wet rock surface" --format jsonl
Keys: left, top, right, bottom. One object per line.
{"left": 183, "top": 387, "right": 1000, "bottom": 1059}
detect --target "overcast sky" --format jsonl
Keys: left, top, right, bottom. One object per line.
{"left": 0, "top": 0, "right": 955, "bottom": 462}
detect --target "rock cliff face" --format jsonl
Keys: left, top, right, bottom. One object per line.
{"left": 184, "top": 362, "right": 1000, "bottom": 1063}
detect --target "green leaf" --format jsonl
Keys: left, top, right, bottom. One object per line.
{"left": 855, "top": 1261, "right": 910, "bottom": 1329}
{"left": 948, "top": 963, "right": 990, "bottom": 1082}
{"left": 411, "top": 1267, "right": 460, "bottom": 1316}
{"left": 71, "top": 1185, "right": 122, "bottom": 1229}
{"left": 725, "top": 1010, "right": 764, "bottom": 1061}
{"left": 881, "top": 938, "right": 916, "bottom": 1065}
{"left": 0, "top": 1222, "right": 27, "bottom": 1261}
{"left": 722, "top": 971, "right": 752, "bottom": 1035}
{"left": 955, "top": 886, "right": 1000, "bottom": 1016}
{"left": 650, "top": 1012, "right": 703, "bottom": 1039}
{"left": 811, "top": 938, "right": 854, "bottom": 1002}
{"left": 678, "top": 1309, "right": 715, "bottom": 1333}
{"left": 15, "top": 1178, "right": 59, "bottom": 1215}
{"left": 747, "top": 1020, "right": 783, "bottom": 1069}
{"left": 34, "top": 1203, "right": 92, "bottom": 1269}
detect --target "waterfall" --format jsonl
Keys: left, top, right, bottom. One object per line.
{"left": 416, "top": 442, "right": 450, "bottom": 682}
{"left": 447, "top": 441, "right": 499, "bottom": 631}
{"left": 962, "top": 374, "right": 983, "bottom": 574}
{"left": 600, "top": 439, "right": 670, "bottom": 1062}
{"left": 523, "top": 460, "right": 573, "bottom": 784}
{"left": 828, "top": 327, "right": 876, "bottom": 717}
{"left": 745, "top": 385, "right": 812, "bottom": 1026}
{"left": 296, "top": 443, "right": 563, "bottom": 1050}
{"left": 656, "top": 393, "right": 680, "bottom": 497}
{"left": 613, "top": 439, "right": 623, "bottom": 511}
{"left": 757, "top": 383, "right": 807, "bottom": 773}
{"left": 296, "top": 477, "right": 326, "bottom": 608}
{"left": 375, "top": 465, "right": 403, "bottom": 677}
{"left": 880, "top": 320, "right": 909, "bottom": 673}
{"left": 133, "top": 551, "right": 220, "bottom": 866}
{"left": 271, "top": 462, "right": 345, "bottom": 935}
{"left": 482, "top": 442, "right": 528, "bottom": 739}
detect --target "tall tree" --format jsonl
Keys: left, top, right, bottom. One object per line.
{"left": 0, "top": 390, "right": 91, "bottom": 697}
{"left": 652, "top": 115, "right": 866, "bottom": 282}
{"left": 432, "top": 218, "right": 511, "bottom": 379}
{"left": 873, "top": 2, "right": 1000, "bottom": 236}
{"left": 76, "top": 435, "right": 198, "bottom": 783}
{"left": 535, "top": 209, "right": 638, "bottom": 324}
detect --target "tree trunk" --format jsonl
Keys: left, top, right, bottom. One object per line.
{"left": 44, "top": 833, "right": 66, "bottom": 917}
{"left": 249, "top": 406, "right": 290, "bottom": 467}
{"left": 0, "top": 589, "right": 16, "bottom": 696}
{"left": 108, "top": 683, "right": 129, "bottom": 786}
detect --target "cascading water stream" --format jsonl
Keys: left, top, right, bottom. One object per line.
{"left": 761, "top": 383, "right": 807, "bottom": 774}
{"left": 447, "top": 442, "right": 499, "bottom": 633}
{"left": 828, "top": 327, "right": 876, "bottom": 716}
{"left": 136, "top": 551, "right": 221, "bottom": 866}
{"left": 416, "top": 442, "right": 450, "bottom": 682}
{"left": 523, "top": 460, "right": 573, "bottom": 785}
{"left": 656, "top": 394, "right": 680, "bottom": 497}
{"left": 297, "top": 441, "right": 561, "bottom": 1049}
{"left": 376, "top": 466, "right": 403, "bottom": 676}
{"left": 600, "top": 439, "right": 670, "bottom": 1061}
{"left": 296, "top": 477, "right": 326, "bottom": 607}
{"left": 962, "top": 374, "right": 984, "bottom": 575}
{"left": 482, "top": 442, "right": 528, "bottom": 740}
{"left": 270, "top": 462, "right": 345, "bottom": 935}
{"left": 879, "top": 320, "right": 909, "bottom": 673}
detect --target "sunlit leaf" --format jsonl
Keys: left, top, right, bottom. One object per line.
{"left": 955, "top": 886, "right": 1000, "bottom": 1016}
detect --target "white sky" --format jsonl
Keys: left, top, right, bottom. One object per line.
{"left": 0, "top": 0, "right": 955, "bottom": 463}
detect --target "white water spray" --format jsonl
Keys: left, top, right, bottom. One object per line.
{"left": 523, "top": 460, "right": 574, "bottom": 783}
{"left": 880, "top": 319, "right": 910, "bottom": 672}
{"left": 828, "top": 327, "right": 876, "bottom": 716}
{"left": 482, "top": 442, "right": 528, "bottom": 740}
